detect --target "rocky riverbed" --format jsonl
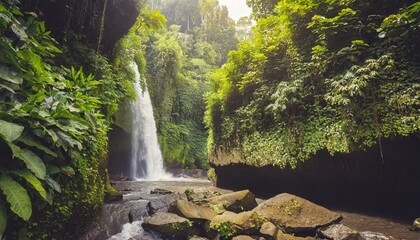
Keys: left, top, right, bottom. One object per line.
{"left": 82, "top": 179, "right": 420, "bottom": 240}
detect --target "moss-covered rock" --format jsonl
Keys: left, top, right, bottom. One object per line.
{"left": 210, "top": 211, "right": 265, "bottom": 237}
{"left": 142, "top": 212, "right": 193, "bottom": 238}
{"left": 104, "top": 182, "right": 123, "bottom": 202}
{"left": 208, "top": 190, "right": 258, "bottom": 213}
{"left": 168, "top": 200, "right": 217, "bottom": 221}
{"left": 254, "top": 193, "right": 341, "bottom": 233}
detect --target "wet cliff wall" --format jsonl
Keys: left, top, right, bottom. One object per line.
{"left": 21, "top": 0, "right": 141, "bottom": 53}
{"left": 212, "top": 135, "right": 420, "bottom": 219}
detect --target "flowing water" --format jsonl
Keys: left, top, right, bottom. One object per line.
{"left": 129, "top": 62, "right": 171, "bottom": 180}
{"left": 82, "top": 179, "right": 214, "bottom": 240}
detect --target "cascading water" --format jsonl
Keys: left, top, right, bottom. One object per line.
{"left": 129, "top": 62, "right": 171, "bottom": 180}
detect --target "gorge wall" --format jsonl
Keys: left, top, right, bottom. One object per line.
{"left": 211, "top": 135, "right": 420, "bottom": 219}
{"left": 21, "top": 0, "right": 140, "bottom": 53}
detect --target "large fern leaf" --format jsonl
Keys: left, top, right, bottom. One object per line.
{"left": 13, "top": 170, "right": 52, "bottom": 204}
{"left": 18, "top": 135, "right": 58, "bottom": 157}
{"left": 0, "top": 175, "right": 32, "bottom": 221}
{"left": 0, "top": 119, "right": 24, "bottom": 142}
{"left": 8, "top": 143, "right": 46, "bottom": 180}
{"left": 0, "top": 200, "right": 6, "bottom": 239}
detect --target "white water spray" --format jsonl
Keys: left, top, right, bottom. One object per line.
{"left": 129, "top": 62, "right": 171, "bottom": 180}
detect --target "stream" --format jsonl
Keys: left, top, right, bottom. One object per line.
{"left": 82, "top": 178, "right": 420, "bottom": 240}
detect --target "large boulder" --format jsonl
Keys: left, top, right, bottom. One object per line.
{"left": 142, "top": 212, "right": 193, "bottom": 238}
{"left": 254, "top": 193, "right": 341, "bottom": 233}
{"left": 210, "top": 211, "right": 265, "bottom": 237}
{"left": 146, "top": 194, "right": 186, "bottom": 215}
{"left": 208, "top": 190, "right": 258, "bottom": 213}
{"left": 168, "top": 199, "right": 217, "bottom": 221}
{"left": 318, "top": 224, "right": 358, "bottom": 240}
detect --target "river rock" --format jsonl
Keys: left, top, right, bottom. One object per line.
{"left": 128, "top": 207, "right": 148, "bottom": 222}
{"left": 410, "top": 218, "right": 420, "bottom": 231}
{"left": 357, "top": 232, "right": 395, "bottom": 240}
{"left": 142, "top": 212, "right": 193, "bottom": 238}
{"left": 169, "top": 199, "right": 217, "bottom": 221}
{"left": 232, "top": 235, "right": 258, "bottom": 240}
{"left": 185, "top": 189, "right": 222, "bottom": 205}
{"left": 210, "top": 211, "right": 265, "bottom": 236}
{"left": 147, "top": 194, "right": 186, "bottom": 215}
{"left": 276, "top": 232, "right": 315, "bottom": 240}
{"left": 318, "top": 224, "right": 358, "bottom": 240}
{"left": 253, "top": 193, "right": 341, "bottom": 233}
{"left": 208, "top": 190, "right": 258, "bottom": 213}
{"left": 150, "top": 188, "right": 174, "bottom": 195}
{"left": 260, "top": 222, "right": 315, "bottom": 240}
{"left": 189, "top": 236, "right": 209, "bottom": 240}
{"left": 259, "top": 221, "right": 279, "bottom": 239}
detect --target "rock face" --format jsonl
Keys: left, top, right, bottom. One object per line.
{"left": 208, "top": 190, "right": 258, "bottom": 213}
{"left": 254, "top": 193, "right": 342, "bottom": 233}
{"left": 211, "top": 137, "right": 420, "bottom": 219}
{"left": 21, "top": 0, "right": 141, "bottom": 54}
{"left": 169, "top": 200, "right": 217, "bottom": 221}
{"left": 142, "top": 212, "right": 193, "bottom": 238}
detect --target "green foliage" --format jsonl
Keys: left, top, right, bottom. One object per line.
{"left": 0, "top": 2, "right": 120, "bottom": 238}
{"left": 207, "top": 167, "right": 217, "bottom": 185}
{"left": 0, "top": 175, "right": 31, "bottom": 221}
{"left": 205, "top": 0, "right": 420, "bottom": 168}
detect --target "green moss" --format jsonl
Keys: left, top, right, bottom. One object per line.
{"left": 207, "top": 168, "right": 217, "bottom": 186}
{"left": 210, "top": 221, "right": 237, "bottom": 238}
{"left": 104, "top": 181, "right": 122, "bottom": 202}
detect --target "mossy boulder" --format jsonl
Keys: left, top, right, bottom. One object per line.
{"left": 254, "top": 193, "right": 341, "bottom": 233}
{"left": 168, "top": 199, "right": 217, "bottom": 221}
{"left": 208, "top": 190, "right": 258, "bottom": 213}
{"left": 104, "top": 182, "right": 123, "bottom": 202}
{"left": 210, "top": 211, "right": 265, "bottom": 237}
{"left": 142, "top": 212, "right": 193, "bottom": 238}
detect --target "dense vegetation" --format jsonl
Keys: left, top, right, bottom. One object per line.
{"left": 143, "top": 0, "right": 243, "bottom": 168}
{"left": 206, "top": 0, "right": 420, "bottom": 168}
{"left": 0, "top": 0, "right": 149, "bottom": 238}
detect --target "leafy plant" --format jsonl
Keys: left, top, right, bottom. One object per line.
{"left": 0, "top": 2, "right": 110, "bottom": 237}
{"left": 205, "top": 0, "right": 420, "bottom": 168}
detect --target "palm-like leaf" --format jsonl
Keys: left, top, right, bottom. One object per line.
{"left": 0, "top": 175, "right": 32, "bottom": 221}
{"left": 0, "top": 120, "right": 24, "bottom": 142}
{"left": 13, "top": 170, "right": 52, "bottom": 204}
{"left": 8, "top": 143, "right": 47, "bottom": 180}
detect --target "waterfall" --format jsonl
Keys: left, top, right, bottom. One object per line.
{"left": 129, "top": 62, "right": 171, "bottom": 180}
